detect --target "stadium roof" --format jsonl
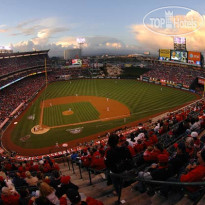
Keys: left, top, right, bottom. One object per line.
{"left": 0, "top": 50, "right": 49, "bottom": 58}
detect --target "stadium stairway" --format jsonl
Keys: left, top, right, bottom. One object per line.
{"left": 57, "top": 160, "right": 205, "bottom": 205}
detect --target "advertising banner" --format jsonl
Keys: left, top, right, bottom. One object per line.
{"left": 188, "top": 51, "right": 201, "bottom": 65}
{"left": 159, "top": 49, "right": 170, "bottom": 60}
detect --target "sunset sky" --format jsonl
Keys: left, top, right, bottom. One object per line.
{"left": 1, "top": 0, "right": 205, "bottom": 56}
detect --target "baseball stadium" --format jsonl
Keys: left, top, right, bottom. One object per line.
{"left": 0, "top": 49, "right": 200, "bottom": 156}
{"left": 1, "top": 40, "right": 205, "bottom": 204}
{"left": 1, "top": 2, "right": 205, "bottom": 204}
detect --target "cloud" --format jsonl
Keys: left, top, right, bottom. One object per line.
{"left": 0, "top": 24, "right": 8, "bottom": 33}
{"left": 16, "top": 19, "right": 39, "bottom": 29}
{"left": 131, "top": 10, "right": 205, "bottom": 53}
{"left": 8, "top": 17, "right": 69, "bottom": 46}
{"left": 11, "top": 35, "right": 141, "bottom": 56}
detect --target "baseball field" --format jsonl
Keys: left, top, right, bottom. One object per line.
{"left": 2, "top": 79, "right": 199, "bottom": 155}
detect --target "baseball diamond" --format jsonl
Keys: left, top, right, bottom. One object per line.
{"left": 2, "top": 79, "right": 198, "bottom": 156}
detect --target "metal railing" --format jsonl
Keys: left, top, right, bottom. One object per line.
{"left": 108, "top": 170, "right": 205, "bottom": 205}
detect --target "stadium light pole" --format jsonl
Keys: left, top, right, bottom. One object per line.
{"left": 76, "top": 38, "right": 85, "bottom": 59}
{"left": 45, "top": 58, "right": 48, "bottom": 88}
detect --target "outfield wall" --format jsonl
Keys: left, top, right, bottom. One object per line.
{"left": 141, "top": 76, "right": 194, "bottom": 92}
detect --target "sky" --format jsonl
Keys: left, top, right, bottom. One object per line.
{"left": 1, "top": 0, "right": 205, "bottom": 56}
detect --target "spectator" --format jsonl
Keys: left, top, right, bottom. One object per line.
{"left": 50, "top": 170, "right": 61, "bottom": 189}
{"left": 18, "top": 187, "right": 31, "bottom": 205}
{"left": 1, "top": 186, "right": 20, "bottom": 205}
{"left": 25, "top": 171, "right": 38, "bottom": 186}
{"left": 12, "top": 172, "right": 28, "bottom": 189}
{"left": 39, "top": 182, "right": 60, "bottom": 205}
{"left": 135, "top": 154, "right": 173, "bottom": 193}
{"left": 170, "top": 142, "right": 189, "bottom": 175}
{"left": 180, "top": 149, "right": 205, "bottom": 192}
{"left": 56, "top": 176, "right": 78, "bottom": 198}
{"left": 60, "top": 188, "right": 104, "bottom": 205}
{"left": 105, "top": 134, "right": 133, "bottom": 195}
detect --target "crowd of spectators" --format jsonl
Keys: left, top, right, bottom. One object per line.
{"left": 0, "top": 54, "right": 48, "bottom": 76}
{"left": 0, "top": 156, "right": 104, "bottom": 205}
{"left": 143, "top": 64, "right": 205, "bottom": 86}
{"left": 0, "top": 75, "right": 47, "bottom": 124}
{"left": 56, "top": 99, "right": 205, "bottom": 200}
{"left": 0, "top": 80, "right": 205, "bottom": 203}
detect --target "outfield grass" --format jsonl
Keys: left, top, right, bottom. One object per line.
{"left": 10, "top": 79, "right": 198, "bottom": 149}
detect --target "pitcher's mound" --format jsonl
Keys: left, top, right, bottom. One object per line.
{"left": 62, "top": 110, "right": 74, "bottom": 116}
{"left": 31, "top": 125, "right": 50, "bottom": 134}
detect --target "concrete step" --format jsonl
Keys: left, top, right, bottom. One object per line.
{"left": 79, "top": 180, "right": 113, "bottom": 199}
{"left": 58, "top": 162, "right": 198, "bottom": 205}
{"left": 197, "top": 193, "right": 205, "bottom": 205}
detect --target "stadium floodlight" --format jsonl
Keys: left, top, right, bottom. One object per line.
{"left": 76, "top": 38, "right": 86, "bottom": 44}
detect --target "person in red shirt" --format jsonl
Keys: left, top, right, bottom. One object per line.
{"left": 90, "top": 150, "right": 106, "bottom": 170}
{"left": 1, "top": 187, "right": 20, "bottom": 205}
{"left": 134, "top": 139, "right": 145, "bottom": 154}
{"left": 144, "top": 135, "right": 152, "bottom": 148}
{"left": 161, "top": 149, "right": 205, "bottom": 197}
{"left": 43, "top": 161, "right": 52, "bottom": 173}
{"left": 180, "top": 149, "right": 205, "bottom": 192}
{"left": 32, "top": 162, "right": 40, "bottom": 172}
{"left": 4, "top": 161, "right": 12, "bottom": 171}
{"left": 143, "top": 146, "right": 154, "bottom": 162}
{"left": 144, "top": 143, "right": 169, "bottom": 162}
{"left": 149, "top": 134, "right": 158, "bottom": 145}
{"left": 81, "top": 152, "right": 92, "bottom": 168}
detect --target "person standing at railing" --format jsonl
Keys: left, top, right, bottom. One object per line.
{"left": 104, "top": 134, "right": 133, "bottom": 195}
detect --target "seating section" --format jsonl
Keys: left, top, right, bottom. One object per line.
{"left": 0, "top": 52, "right": 48, "bottom": 76}
{"left": 0, "top": 74, "right": 50, "bottom": 124}
{"left": 143, "top": 65, "right": 205, "bottom": 86}
{"left": 64, "top": 99, "right": 205, "bottom": 204}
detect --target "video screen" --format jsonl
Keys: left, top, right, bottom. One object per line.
{"left": 188, "top": 51, "right": 201, "bottom": 65}
{"left": 171, "top": 50, "right": 187, "bottom": 63}
{"left": 159, "top": 49, "right": 170, "bottom": 61}
{"left": 72, "top": 59, "right": 82, "bottom": 65}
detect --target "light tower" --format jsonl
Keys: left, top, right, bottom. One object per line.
{"left": 76, "top": 37, "right": 85, "bottom": 58}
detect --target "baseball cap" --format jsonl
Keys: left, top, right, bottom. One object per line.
{"left": 61, "top": 176, "right": 71, "bottom": 184}
{"left": 191, "top": 132, "right": 198, "bottom": 138}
